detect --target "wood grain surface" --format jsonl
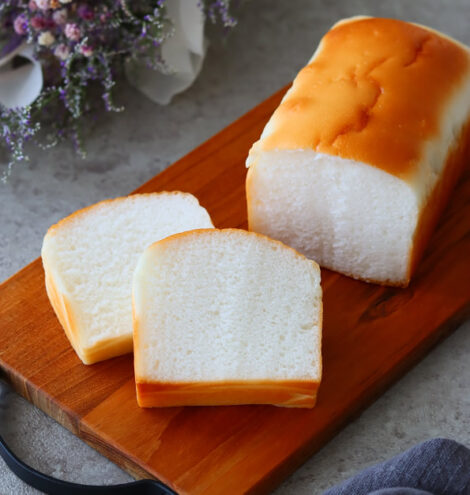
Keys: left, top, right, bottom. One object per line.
{"left": 1, "top": 87, "right": 469, "bottom": 495}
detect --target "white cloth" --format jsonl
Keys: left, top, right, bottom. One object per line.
{"left": 0, "top": 43, "right": 43, "bottom": 109}
{"left": 125, "top": 0, "right": 207, "bottom": 105}
{"left": 0, "top": 0, "right": 206, "bottom": 109}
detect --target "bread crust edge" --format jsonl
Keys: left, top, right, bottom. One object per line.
{"left": 135, "top": 380, "right": 320, "bottom": 408}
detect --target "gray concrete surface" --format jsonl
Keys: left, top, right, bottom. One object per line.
{"left": 0, "top": 1, "right": 469, "bottom": 493}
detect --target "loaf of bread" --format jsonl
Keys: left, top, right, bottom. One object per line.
{"left": 133, "top": 228, "right": 322, "bottom": 408}
{"left": 246, "top": 17, "right": 470, "bottom": 286}
{"left": 41, "top": 192, "right": 214, "bottom": 364}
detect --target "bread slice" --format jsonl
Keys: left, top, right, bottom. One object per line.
{"left": 133, "top": 228, "right": 322, "bottom": 408}
{"left": 246, "top": 16, "right": 470, "bottom": 286}
{"left": 41, "top": 192, "right": 214, "bottom": 365}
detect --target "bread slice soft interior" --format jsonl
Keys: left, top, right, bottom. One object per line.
{"left": 41, "top": 192, "right": 214, "bottom": 364}
{"left": 133, "top": 228, "right": 322, "bottom": 408}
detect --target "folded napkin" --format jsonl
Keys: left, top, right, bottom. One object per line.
{"left": 324, "top": 438, "right": 470, "bottom": 495}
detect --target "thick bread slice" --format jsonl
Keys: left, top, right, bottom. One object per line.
{"left": 41, "top": 192, "right": 214, "bottom": 365}
{"left": 246, "top": 17, "right": 470, "bottom": 287}
{"left": 133, "top": 228, "right": 322, "bottom": 408}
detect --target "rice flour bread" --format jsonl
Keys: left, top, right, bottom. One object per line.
{"left": 41, "top": 192, "right": 214, "bottom": 365}
{"left": 133, "top": 228, "right": 322, "bottom": 408}
{"left": 246, "top": 16, "right": 470, "bottom": 286}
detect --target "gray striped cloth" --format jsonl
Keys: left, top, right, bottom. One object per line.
{"left": 323, "top": 439, "right": 470, "bottom": 495}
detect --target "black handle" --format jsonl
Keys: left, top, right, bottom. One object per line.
{"left": 0, "top": 432, "right": 177, "bottom": 494}
{"left": 0, "top": 379, "right": 177, "bottom": 495}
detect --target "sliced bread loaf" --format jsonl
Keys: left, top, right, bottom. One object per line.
{"left": 246, "top": 16, "right": 470, "bottom": 286}
{"left": 133, "top": 228, "right": 322, "bottom": 408}
{"left": 41, "top": 192, "right": 214, "bottom": 364}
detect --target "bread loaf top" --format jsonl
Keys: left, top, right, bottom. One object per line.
{"left": 247, "top": 17, "right": 470, "bottom": 187}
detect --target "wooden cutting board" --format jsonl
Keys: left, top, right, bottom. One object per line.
{"left": 1, "top": 87, "right": 469, "bottom": 495}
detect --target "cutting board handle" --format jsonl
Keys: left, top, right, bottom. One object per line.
{"left": 0, "top": 379, "right": 176, "bottom": 495}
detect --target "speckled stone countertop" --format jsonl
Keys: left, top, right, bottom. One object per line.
{"left": 1, "top": 1, "right": 469, "bottom": 493}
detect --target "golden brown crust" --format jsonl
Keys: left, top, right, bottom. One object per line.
{"left": 135, "top": 380, "right": 320, "bottom": 408}
{"left": 44, "top": 268, "right": 81, "bottom": 358}
{"left": 81, "top": 335, "right": 133, "bottom": 365}
{"left": 44, "top": 264, "right": 133, "bottom": 365}
{"left": 245, "top": 166, "right": 258, "bottom": 237}
{"left": 407, "top": 115, "right": 470, "bottom": 280}
{"left": 250, "top": 17, "right": 470, "bottom": 180}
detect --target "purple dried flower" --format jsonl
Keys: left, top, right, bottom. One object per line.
{"left": 36, "top": 0, "right": 50, "bottom": 10}
{"left": 54, "top": 43, "right": 70, "bottom": 60}
{"left": 206, "top": 0, "right": 237, "bottom": 29}
{"left": 77, "top": 4, "right": 94, "bottom": 21}
{"left": 13, "top": 14, "right": 29, "bottom": 35}
{"left": 64, "top": 23, "right": 81, "bottom": 41}
{"left": 28, "top": 0, "right": 38, "bottom": 11}
{"left": 31, "top": 16, "right": 48, "bottom": 30}
{"left": 52, "top": 8, "right": 67, "bottom": 26}
{"left": 79, "top": 44, "right": 93, "bottom": 57}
